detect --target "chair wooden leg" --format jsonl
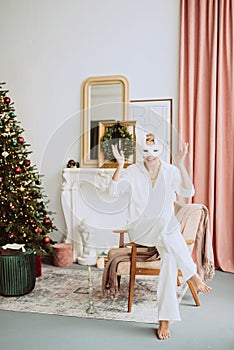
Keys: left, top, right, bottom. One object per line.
{"left": 128, "top": 245, "right": 137, "bottom": 312}
{"left": 117, "top": 275, "right": 121, "bottom": 290}
{"left": 187, "top": 280, "right": 201, "bottom": 306}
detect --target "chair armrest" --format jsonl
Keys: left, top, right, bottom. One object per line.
{"left": 113, "top": 229, "right": 128, "bottom": 234}
{"left": 125, "top": 242, "right": 147, "bottom": 248}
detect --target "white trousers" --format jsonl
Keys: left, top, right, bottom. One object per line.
{"left": 156, "top": 228, "right": 197, "bottom": 321}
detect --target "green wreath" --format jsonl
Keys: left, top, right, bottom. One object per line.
{"left": 100, "top": 122, "right": 135, "bottom": 162}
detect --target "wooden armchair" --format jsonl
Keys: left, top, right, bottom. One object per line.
{"left": 107, "top": 201, "right": 202, "bottom": 312}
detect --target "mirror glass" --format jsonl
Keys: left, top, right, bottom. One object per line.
{"left": 81, "top": 75, "right": 129, "bottom": 167}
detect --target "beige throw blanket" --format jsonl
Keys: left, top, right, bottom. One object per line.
{"left": 102, "top": 249, "right": 159, "bottom": 298}
{"left": 176, "top": 203, "right": 215, "bottom": 281}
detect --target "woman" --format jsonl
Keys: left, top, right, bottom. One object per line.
{"left": 109, "top": 133, "right": 211, "bottom": 340}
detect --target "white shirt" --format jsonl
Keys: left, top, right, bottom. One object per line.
{"left": 109, "top": 161, "right": 195, "bottom": 246}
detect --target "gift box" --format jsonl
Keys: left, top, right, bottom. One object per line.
{"left": 53, "top": 243, "right": 73, "bottom": 267}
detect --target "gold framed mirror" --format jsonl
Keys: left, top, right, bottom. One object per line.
{"left": 81, "top": 75, "right": 129, "bottom": 167}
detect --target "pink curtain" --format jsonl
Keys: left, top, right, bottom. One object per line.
{"left": 178, "top": 0, "right": 234, "bottom": 273}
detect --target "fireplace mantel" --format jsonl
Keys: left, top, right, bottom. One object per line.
{"left": 61, "top": 168, "right": 129, "bottom": 263}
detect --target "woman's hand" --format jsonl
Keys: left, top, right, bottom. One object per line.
{"left": 177, "top": 142, "right": 189, "bottom": 167}
{"left": 111, "top": 144, "right": 125, "bottom": 167}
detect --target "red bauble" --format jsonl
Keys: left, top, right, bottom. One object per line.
{"left": 43, "top": 218, "right": 52, "bottom": 225}
{"left": 35, "top": 227, "right": 43, "bottom": 235}
{"left": 24, "top": 159, "right": 31, "bottom": 166}
{"left": 9, "top": 204, "right": 15, "bottom": 210}
{"left": 68, "top": 159, "right": 76, "bottom": 165}
{"left": 43, "top": 236, "right": 51, "bottom": 244}
{"left": 8, "top": 232, "right": 15, "bottom": 239}
{"left": 17, "top": 137, "right": 25, "bottom": 144}
{"left": 4, "top": 97, "right": 11, "bottom": 104}
{"left": 15, "top": 166, "right": 22, "bottom": 174}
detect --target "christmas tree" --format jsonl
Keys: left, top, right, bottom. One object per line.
{"left": 0, "top": 82, "right": 56, "bottom": 255}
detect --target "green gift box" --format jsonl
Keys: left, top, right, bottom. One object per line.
{"left": 0, "top": 249, "right": 36, "bottom": 296}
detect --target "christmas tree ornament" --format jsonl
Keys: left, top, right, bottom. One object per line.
{"left": 9, "top": 112, "right": 15, "bottom": 118}
{"left": 9, "top": 186, "right": 13, "bottom": 191}
{"left": 17, "top": 136, "right": 25, "bottom": 144}
{"left": 4, "top": 96, "right": 11, "bottom": 104}
{"left": 24, "top": 159, "right": 31, "bottom": 166}
{"left": 68, "top": 159, "right": 76, "bottom": 165}
{"left": 8, "top": 233, "right": 15, "bottom": 239}
{"left": 35, "top": 180, "right": 41, "bottom": 185}
{"left": 0, "top": 177, "right": 3, "bottom": 182}
{"left": 15, "top": 166, "right": 22, "bottom": 174}
{"left": 66, "top": 159, "right": 80, "bottom": 168}
{"left": 9, "top": 204, "right": 15, "bottom": 210}
{"left": 43, "top": 236, "right": 51, "bottom": 244}
{"left": 12, "top": 141, "right": 17, "bottom": 146}
{"left": 35, "top": 212, "right": 41, "bottom": 218}
{"left": 67, "top": 159, "right": 76, "bottom": 167}
{"left": 35, "top": 227, "right": 42, "bottom": 235}
{"left": 14, "top": 214, "right": 18, "bottom": 219}
{"left": 0, "top": 97, "right": 4, "bottom": 103}
{"left": 43, "top": 218, "right": 51, "bottom": 225}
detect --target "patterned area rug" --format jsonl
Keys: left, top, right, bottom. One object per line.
{"left": 0, "top": 266, "right": 188, "bottom": 323}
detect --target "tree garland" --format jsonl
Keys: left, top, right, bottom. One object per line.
{"left": 100, "top": 122, "right": 135, "bottom": 162}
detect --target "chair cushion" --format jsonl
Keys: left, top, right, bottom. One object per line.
{"left": 108, "top": 247, "right": 148, "bottom": 259}
{"left": 117, "top": 260, "right": 161, "bottom": 275}
{"left": 108, "top": 247, "right": 161, "bottom": 275}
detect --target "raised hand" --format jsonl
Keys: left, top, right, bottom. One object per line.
{"left": 177, "top": 142, "right": 189, "bottom": 167}
{"left": 111, "top": 144, "right": 125, "bottom": 167}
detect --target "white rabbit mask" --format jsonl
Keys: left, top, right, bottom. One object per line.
{"left": 141, "top": 138, "right": 163, "bottom": 158}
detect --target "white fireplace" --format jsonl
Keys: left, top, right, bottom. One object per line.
{"left": 61, "top": 168, "right": 129, "bottom": 263}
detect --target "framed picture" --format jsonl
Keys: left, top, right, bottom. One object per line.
{"left": 98, "top": 120, "right": 137, "bottom": 168}
{"left": 130, "top": 99, "right": 172, "bottom": 163}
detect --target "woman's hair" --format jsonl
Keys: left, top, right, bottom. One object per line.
{"left": 146, "top": 133, "right": 155, "bottom": 143}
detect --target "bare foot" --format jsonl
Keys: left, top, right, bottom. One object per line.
{"left": 189, "top": 274, "right": 212, "bottom": 293}
{"left": 157, "top": 320, "right": 170, "bottom": 340}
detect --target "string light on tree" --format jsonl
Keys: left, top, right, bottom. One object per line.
{"left": 2, "top": 151, "right": 9, "bottom": 158}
